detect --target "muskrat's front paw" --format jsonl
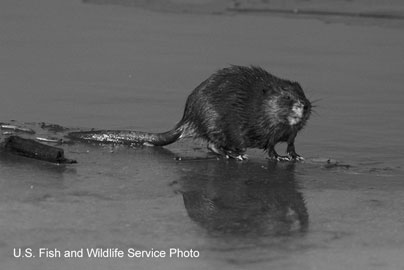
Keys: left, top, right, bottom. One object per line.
{"left": 288, "top": 152, "right": 304, "bottom": 161}
{"left": 277, "top": 155, "right": 292, "bottom": 161}
{"left": 267, "top": 154, "right": 291, "bottom": 161}
{"left": 268, "top": 152, "right": 304, "bottom": 162}
{"left": 294, "top": 155, "right": 304, "bottom": 161}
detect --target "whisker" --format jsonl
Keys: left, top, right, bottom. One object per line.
{"left": 311, "top": 98, "right": 322, "bottom": 104}
{"left": 311, "top": 110, "right": 320, "bottom": 117}
{"left": 309, "top": 107, "right": 320, "bottom": 116}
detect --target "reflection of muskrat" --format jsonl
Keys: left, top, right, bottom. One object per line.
{"left": 180, "top": 161, "right": 309, "bottom": 235}
{"left": 68, "top": 66, "right": 312, "bottom": 160}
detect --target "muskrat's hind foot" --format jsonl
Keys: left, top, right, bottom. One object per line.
{"left": 207, "top": 143, "right": 248, "bottom": 160}
{"left": 228, "top": 152, "right": 248, "bottom": 161}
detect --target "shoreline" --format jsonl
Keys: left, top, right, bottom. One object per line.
{"left": 82, "top": 0, "right": 404, "bottom": 28}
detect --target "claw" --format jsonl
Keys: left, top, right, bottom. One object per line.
{"left": 234, "top": 154, "right": 248, "bottom": 161}
{"left": 268, "top": 152, "right": 304, "bottom": 162}
{"left": 294, "top": 155, "right": 305, "bottom": 161}
{"left": 267, "top": 154, "right": 290, "bottom": 161}
{"left": 224, "top": 151, "right": 248, "bottom": 161}
{"left": 276, "top": 155, "right": 292, "bottom": 162}
{"left": 207, "top": 143, "right": 248, "bottom": 161}
{"left": 287, "top": 152, "right": 305, "bottom": 161}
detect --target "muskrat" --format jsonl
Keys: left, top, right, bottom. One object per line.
{"left": 68, "top": 66, "right": 312, "bottom": 161}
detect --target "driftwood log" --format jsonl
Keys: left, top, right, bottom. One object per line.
{"left": 2, "top": 136, "right": 76, "bottom": 164}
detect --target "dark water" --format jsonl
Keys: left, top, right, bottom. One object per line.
{"left": 1, "top": 0, "right": 404, "bottom": 269}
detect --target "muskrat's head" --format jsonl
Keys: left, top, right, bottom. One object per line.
{"left": 263, "top": 80, "right": 311, "bottom": 127}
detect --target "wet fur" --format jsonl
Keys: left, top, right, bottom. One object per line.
{"left": 178, "top": 65, "right": 311, "bottom": 159}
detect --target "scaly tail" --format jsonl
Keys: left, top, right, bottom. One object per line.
{"left": 67, "top": 125, "right": 183, "bottom": 146}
